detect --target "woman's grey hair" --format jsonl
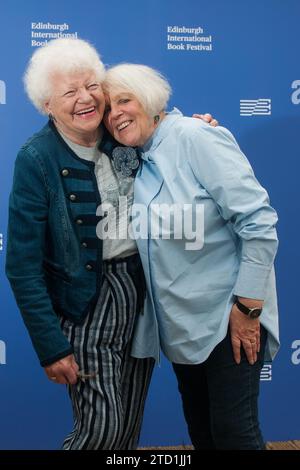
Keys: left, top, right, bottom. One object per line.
{"left": 24, "top": 38, "right": 106, "bottom": 114}
{"left": 103, "top": 63, "right": 172, "bottom": 117}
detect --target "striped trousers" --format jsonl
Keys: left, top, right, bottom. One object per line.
{"left": 60, "top": 254, "right": 154, "bottom": 450}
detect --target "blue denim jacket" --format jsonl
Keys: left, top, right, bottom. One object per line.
{"left": 6, "top": 121, "right": 108, "bottom": 366}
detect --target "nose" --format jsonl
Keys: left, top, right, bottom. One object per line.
{"left": 77, "top": 87, "right": 93, "bottom": 103}
{"left": 109, "top": 103, "right": 123, "bottom": 120}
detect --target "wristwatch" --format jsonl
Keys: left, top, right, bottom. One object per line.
{"left": 235, "top": 298, "right": 262, "bottom": 319}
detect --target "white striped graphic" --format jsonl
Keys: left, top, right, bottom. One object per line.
{"left": 240, "top": 98, "right": 271, "bottom": 116}
{"left": 260, "top": 364, "right": 272, "bottom": 381}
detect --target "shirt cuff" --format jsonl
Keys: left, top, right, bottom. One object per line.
{"left": 233, "top": 262, "right": 272, "bottom": 300}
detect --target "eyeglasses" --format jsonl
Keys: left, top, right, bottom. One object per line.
{"left": 77, "top": 369, "right": 98, "bottom": 381}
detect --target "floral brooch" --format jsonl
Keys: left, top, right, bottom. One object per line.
{"left": 112, "top": 146, "right": 140, "bottom": 178}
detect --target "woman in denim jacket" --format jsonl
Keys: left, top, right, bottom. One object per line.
{"left": 5, "top": 38, "right": 154, "bottom": 450}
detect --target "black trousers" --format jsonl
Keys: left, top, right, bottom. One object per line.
{"left": 172, "top": 326, "right": 267, "bottom": 450}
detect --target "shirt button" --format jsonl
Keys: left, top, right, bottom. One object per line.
{"left": 61, "top": 168, "right": 69, "bottom": 177}
{"left": 76, "top": 218, "right": 83, "bottom": 225}
{"left": 69, "top": 194, "right": 77, "bottom": 201}
{"left": 85, "top": 263, "right": 93, "bottom": 271}
{"left": 81, "top": 241, "right": 88, "bottom": 248}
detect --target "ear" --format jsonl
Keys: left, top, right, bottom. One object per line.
{"left": 44, "top": 101, "right": 51, "bottom": 115}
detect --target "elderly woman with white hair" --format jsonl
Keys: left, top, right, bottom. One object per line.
{"left": 103, "top": 64, "right": 280, "bottom": 450}
{"left": 5, "top": 38, "right": 156, "bottom": 450}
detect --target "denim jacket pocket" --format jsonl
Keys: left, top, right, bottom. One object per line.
{"left": 43, "top": 260, "right": 72, "bottom": 314}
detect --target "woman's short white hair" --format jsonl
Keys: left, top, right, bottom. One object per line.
{"left": 24, "top": 38, "right": 106, "bottom": 114}
{"left": 103, "top": 63, "right": 172, "bottom": 117}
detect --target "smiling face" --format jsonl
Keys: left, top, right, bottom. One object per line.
{"left": 103, "top": 90, "right": 157, "bottom": 147}
{"left": 44, "top": 70, "right": 105, "bottom": 146}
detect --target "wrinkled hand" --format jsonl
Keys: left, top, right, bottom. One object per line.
{"left": 44, "top": 354, "right": 79, "bottom": 385}
{"left": 229, "top": 305, "right": 260, "bottom": 365}
{"left": 193, "top": 113, "right": 219, "bottom": 127}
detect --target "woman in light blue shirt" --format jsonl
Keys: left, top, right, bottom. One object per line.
{"left": 103, "top": 64, "right": 279, "bottom": 450}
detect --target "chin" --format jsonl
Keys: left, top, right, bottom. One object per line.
{"left": 123, "top": 136, "right": 141, "bottom": 147}
{"left": 115, "top": 136, "right": 131, "bottom": 146}
{"left": 124, "top": 140, "right": 137, "bottom": 147}
{"left": 113, "top": 129, "right": 138, "bottom": 147}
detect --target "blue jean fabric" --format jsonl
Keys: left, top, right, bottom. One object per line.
{"left": 172, "top": 325, "right": 267, "bottom": 450}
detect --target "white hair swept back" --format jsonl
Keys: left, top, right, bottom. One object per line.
{"left": 103, "top": 63, "right": 172, "bottom": 117}
{"left": 23, "top": 38, "right": 106, "bottom": 114}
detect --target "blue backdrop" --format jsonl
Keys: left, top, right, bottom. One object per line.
{"left": 0, "top": 0, "right": 299, "bottom": 449}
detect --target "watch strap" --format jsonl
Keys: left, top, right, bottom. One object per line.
{"left": 235, "top": 298, "right": 262, "bottom": 318}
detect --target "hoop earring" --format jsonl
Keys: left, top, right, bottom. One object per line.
{"left": 154, "top": 115, "right": 160, "bottom": 124}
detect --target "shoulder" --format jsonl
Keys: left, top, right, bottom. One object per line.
{"left": 14, "top": 124, "right": 61, "bottom": 177}
{"left": 167, "top": 115, "right": 245, "bottom": 174}
{"left": 19, "top": 123, "right": 60, "bottom": 162}
{"left": 166, "top": 112, "right": 251, "bottom": 178}
{"left": 170, "top": 115, "right": 239, "bottom": 149}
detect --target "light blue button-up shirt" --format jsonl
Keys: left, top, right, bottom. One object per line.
{"left": 131, "top": 109, "right": 279, "bottom": 364}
